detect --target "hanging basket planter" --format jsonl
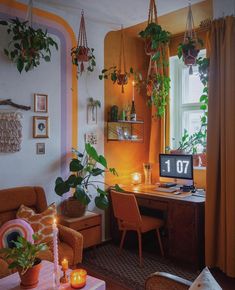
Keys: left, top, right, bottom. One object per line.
{"left": 177, "top": 3, "right": 203, "bottom": 73}
{"left": 71, "top": 11, "right": 96, "bottom": 75}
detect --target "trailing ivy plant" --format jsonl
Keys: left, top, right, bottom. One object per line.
{"left": 0, "top": 18, "right": 58, "bottom": 73}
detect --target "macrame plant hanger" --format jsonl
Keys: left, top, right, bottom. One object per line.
{"left": 77, "top": 10, "right": 89, "bottom": 74}
{"left": 146, "top": 0, "right": 158, "bottom": 79}
{"left": 25, "top": 0, "right": 33, "bottom": 26}
{"left": 117, "top": 26, "right": 128, "bottom": 93}
{"left": 183, "top": 1, "right": 198, "bottom": 74}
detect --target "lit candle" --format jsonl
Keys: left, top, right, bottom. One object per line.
{"left": 61, "top": 258, "right": 68, "bottom": 271}
{"left": 131, "top": 172, "right": 142, "bottom": 185}
{"left": 70, "top": 269, "right": 87, "bottom": 289}
{"left": 52, "top": 217, "right": 60, "bottom": 287}
{"left": 132, "top": 80, "right": 135, "bottom": 101}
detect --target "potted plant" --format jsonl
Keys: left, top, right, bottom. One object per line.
{"left": 0, "top": 235, "right": 47, "bottom": 289}
{"left": 0, "top": 18, "right": 58, "bottom": 73}
{"left": 55, "top": 143, "right": 121, "bottom": 217}
{"left": 139, "top": 22, "right": 171, "bottom": 57}
{"left": 71, "top": 46, "right": 96, "bottom": 75}
{"left": 177, "top": 36, "right": 203, "bottom": 66}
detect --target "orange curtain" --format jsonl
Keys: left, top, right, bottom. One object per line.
{"left": 206, "top": 16, "right": 235, "bottom": 278}
{"left": 148, "top": 45, "right": 170, "bottom": 183}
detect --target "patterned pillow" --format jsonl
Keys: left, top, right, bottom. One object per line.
{"left": 16, "top": 203, "right": 56, "bottom": 246}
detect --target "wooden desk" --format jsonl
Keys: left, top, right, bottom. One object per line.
{"left": 110, "top": 185, "right": 205, "bottom": 268}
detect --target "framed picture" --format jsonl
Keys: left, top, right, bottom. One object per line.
{"left": 36, "top": 143, "right": 45, "bottom": 155}
{"left": 33, "top": 116, "right": 49, "bottom": 138}
{"left": 34, "top": 93, "right": 48, "bottom": 113}
{"left": 87, "top": 105, "right": 97, "bottom": 125}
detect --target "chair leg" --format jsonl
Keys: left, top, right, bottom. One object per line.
{"left": 156, "top": 228, "right": 164, "bottom": 256}
{"left": 137, "top": 230, "right": 142, "bottom": 267}
{"left": 119, "top": 230, "right": 126, "bottom": 253}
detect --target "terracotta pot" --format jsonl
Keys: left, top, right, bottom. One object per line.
{"left": 193, "top": 154, "right": 200, "bottom": 167}
{"left": 198, "top": 152, "right": 207, "bottom": 167}
{"left": 77, "top": 46, "right": 89, "bottom": 62}
{"left": 19, "top": 258, "right": 41, "bottom": 289}
{"left": 145, "top": 38, "right": 159, "bottom": 55}
{"left": 183, "top": 48, "right": 199, "bottom": 66}
{"left": 61, "top": 197, "right": 86, "bottom": 218}
{"left": 116, "top": 73, "right": 128, "bottom": 86}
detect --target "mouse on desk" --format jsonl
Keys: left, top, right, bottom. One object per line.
{"left": 173, "top": 191, "right": 181, "bottom": 195}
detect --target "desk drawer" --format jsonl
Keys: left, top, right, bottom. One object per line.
{"left": 137, "top": 198, "right": 168, "bottom": 211}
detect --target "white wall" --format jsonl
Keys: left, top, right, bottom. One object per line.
{"left": 213, "top": 0, "right": 235, "bottom": 18}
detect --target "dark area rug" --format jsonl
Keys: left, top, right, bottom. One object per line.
{"left": 82, "top": 243, "right": 198, "bottom": 290}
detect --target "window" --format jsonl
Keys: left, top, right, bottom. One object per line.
{"left": 170, "top": 50, "right": 206, "bottom": 153}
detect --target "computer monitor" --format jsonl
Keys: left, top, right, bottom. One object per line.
{"left": 159, "top": 154, "right": 193, "bottom": 181}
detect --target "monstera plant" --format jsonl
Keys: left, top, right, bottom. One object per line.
{"left": 55, "top": 143, "right": 122, "bottom": 217}
{"left": 0, "top": 18, "right": 58, "bottom": 73}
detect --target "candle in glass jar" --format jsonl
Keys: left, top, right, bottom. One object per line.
{"left": 61, "top": 258, "right": 68, "bottom": 271}
{"left": 70, "top": 269, "right": 87, "bottom": 289}
{"left": 131, "top": 172, "right": 142, "bottom": 185}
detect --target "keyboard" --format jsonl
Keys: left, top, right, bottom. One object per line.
{"left": 154, "top": 187, "right": 178, "bottom": 193}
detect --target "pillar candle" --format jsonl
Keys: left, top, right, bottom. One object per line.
{"left": 132, "top": 81, "right": 135, "bottom": 101}
{"left": 52, "top": 218, "right": 60, "bottom": 287}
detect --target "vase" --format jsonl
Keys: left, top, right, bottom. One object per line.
{"left": 19, "top": 258, "right": 41, "bottom": 289}
{"left": 143, "top": 163, "right": 152, "bottom": 185}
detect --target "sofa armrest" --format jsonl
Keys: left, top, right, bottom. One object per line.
{"left": 145, "top": 272, "right": 192, "bottom": 290}
{"left": 58, "top": 224, "right": 83, "bottom": 265}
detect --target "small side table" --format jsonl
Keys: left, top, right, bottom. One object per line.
{"left": 59, "top": 211, "right": 102, "bottom": 249}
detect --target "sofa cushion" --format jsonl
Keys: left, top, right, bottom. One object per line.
{"left": 16, "top": 203, "right": 56, "bottom": 246}
{"left": 189, "top": 267, "right": 222, "bottom": 290}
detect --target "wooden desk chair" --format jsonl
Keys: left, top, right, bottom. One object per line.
{"left": 111, "top": 190, "right": 164, "bottom": 266}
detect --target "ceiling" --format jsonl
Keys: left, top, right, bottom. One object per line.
{"left": 33, "top": 0, "right": 206, "bottom": 28}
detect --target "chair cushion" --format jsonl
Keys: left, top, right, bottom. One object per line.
{"left": 16, "top": 203, "right": 56, "bottom": 246}
{"left": 189, "top": 267, "right": 222, "bottom": 290}
{"left": 141, "top": 215, "right": 164, "bottom": 233}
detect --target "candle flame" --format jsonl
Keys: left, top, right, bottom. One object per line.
{"left": 132, "top": 80, "right": 135, "bottom": 86}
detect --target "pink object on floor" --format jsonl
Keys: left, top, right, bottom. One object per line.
{"left": 0, "top": 260, "right": 106, "bottom": 290}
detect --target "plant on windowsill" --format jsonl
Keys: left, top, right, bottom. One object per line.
{"left": 0, "top": 18, "right": 58, "bottom": 73}
{"left": 55, "top": 143, "right": 122, "bottom": 218}
{"left": 0, "top": 235, "right": 47, "bottom": 288}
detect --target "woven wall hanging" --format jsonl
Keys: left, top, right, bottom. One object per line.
{"left": 0, "top": 112, "right": 23, "bottom": 153}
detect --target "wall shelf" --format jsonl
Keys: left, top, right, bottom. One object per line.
{"left": 107, "top": 120, "right": 144, "bottom": 142}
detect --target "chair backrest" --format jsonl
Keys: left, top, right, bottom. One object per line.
{"left": 0, "top": 186, "right": 47, "bottom": 226}
{"left": 110, "top": 190, "right": 142, "bottom": 227}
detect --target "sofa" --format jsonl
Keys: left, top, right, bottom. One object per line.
{"left": 0, "top": 186, "right": 83, "bottom": 278}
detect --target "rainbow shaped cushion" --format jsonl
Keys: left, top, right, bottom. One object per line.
{"left": 0, "top": 219, "right": 34, "bottom": 248}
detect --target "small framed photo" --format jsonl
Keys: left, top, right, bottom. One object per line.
{"left": 36, "top": 143, "right": 45, "bottom": 155}
{"left": 33, "top": 116, "right": 49, "bottom": 138}
{"left": 34, "top": 93, "right": 48, "bottom": 113}
{"left": 87, "top": 105, "right": 97, "bottom": 125}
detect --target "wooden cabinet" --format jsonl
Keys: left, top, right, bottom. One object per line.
{"left": 59, "top": 211, "right": 102, "bottom": 249}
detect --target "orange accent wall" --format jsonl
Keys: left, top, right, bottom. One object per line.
{"left": 104, "top": 0, "right": 212, "bottom": 188}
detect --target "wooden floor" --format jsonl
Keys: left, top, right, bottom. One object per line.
{"left": 85, "top": 266, "right": 235, "bottom": 290}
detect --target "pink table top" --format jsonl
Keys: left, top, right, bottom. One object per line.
{"left": 0, "top": 260, "right": 106, "bottom": 290}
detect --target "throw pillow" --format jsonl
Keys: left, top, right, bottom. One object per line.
{"left": 189, "top": 267, "right": 222, "bottom": 290}
{"left": 16, "top": 203, "right": 56, "bottom": 246}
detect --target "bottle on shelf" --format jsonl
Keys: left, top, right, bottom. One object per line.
{"left": 130, "top": 100, "right": 136, "bottom": 121}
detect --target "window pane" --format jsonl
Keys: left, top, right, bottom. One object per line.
{"left": 182, "top": 67, "right": 204, "bottom": 104}
{"left": 182, "top": 110, "right": 202, "bottom": 135}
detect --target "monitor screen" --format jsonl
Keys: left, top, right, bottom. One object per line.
{"left": 159, "top": 154, "right": 193, "bottom": 180}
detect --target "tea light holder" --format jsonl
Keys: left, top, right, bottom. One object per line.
{"left": 131, "top": 172, "right": 142, "bottom": 185}
{"left": 70, "top": 269, "right": 87, "bottom": 289}
{"left": 60, "top": 258, "right": 69, "bottom": 284}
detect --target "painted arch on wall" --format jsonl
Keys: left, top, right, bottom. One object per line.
{"left": 0, "top": 0, "right": 78, "bottom": 175}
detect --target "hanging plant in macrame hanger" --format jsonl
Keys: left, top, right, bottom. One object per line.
{"left": 177, "top": 1, "right": 203, "bottom": 74}
{"left": 71, "top": 10, "right": 96, "bottom": 76}
{"left": 116, "top": 27, "right": 128, "bottom": 93}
